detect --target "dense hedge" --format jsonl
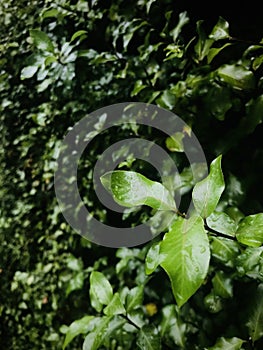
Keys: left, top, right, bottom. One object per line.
{"left": 0, "top": 1, "right": 262, "bottom": 349}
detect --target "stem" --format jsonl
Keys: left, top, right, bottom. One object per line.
{"left": 229, "top": 36, "right": 263, "bottom": 46}
{"left": 204, "top": 220, "right": 237, "bottom": 241}
{"left": 120, "top": 314, "right": 141, "bottom": 330}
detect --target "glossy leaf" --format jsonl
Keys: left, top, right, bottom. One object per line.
{"left": 236, "top": 247, "right": 263, "bottom": 280}
{"left": 145, "top": 242, "right": 164, "bottom": 275}
{"left": 30, "top": 29, "right": 55, "bottom": 53}
{"left": 170, "top": 11, "right": 189, "bottom": 42}
{"left": 70, "top": 30, "right": 88, "bottom": 42}
{"left": 160, "top": 216, "right": 210, "bottom": 307}
{"left": 165, "top": 132, "right": 185, "bottom": 152}
{"left": 100, "top": 171, "right": 176, "bottom": 211}
{"left": 126, "top": 285, "right": 144, "bottom": 312}
{"left": 209, "top": 17, "right": 230, "bottom": 40}
{"left": 62, "top": 316, "right": 94, "bottom": 349}
{"left": 160, "top": 305, "right": 186, "bottom": 347}
{"left": 137, "top": 325, "right": 161, "bottom": 350}
{"left": 103, "top": 293, "right": 126, "bottom": 316}
{"left": 236, "top": 213, "right": 263, "bottom": 247}
{"left": 82, "top": 316, "right": 112, "bottom": 350}
{"left": 207, "top": 212, "right": 237, "bottom": 237}
{"left": 20, "top": 65, "right": 38, "bottom": 80}
{"left": 218, "top": 64, "right": 255, "bottom": 90}
{"left": 89, "top": 271, "right": 113, "bottom": 312}
{"left": 194, "top": 20, "right": 213, "bottom": 61}
{"left": 247, "top": 284, "right": 263, "bottom": 342}
{"left": 211, "top": 237, "right": 240, "bottom": 268}
{"left": 209, "top": 337, "right": 244, "bottom": 349}
{"left": 192, "top": 155, "right": 225, "bottom": 218}
{"left": 212, "top": 271, "right": 233, "bottom": 298}
{"left": 207, "top": 43, "right": 232, "bottom": 64}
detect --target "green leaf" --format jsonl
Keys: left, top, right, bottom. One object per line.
{"left": 209, "top": 337, "right": 244, "bottom": 349}
{"left": 194, "top": 20, "right": 214, "bottom": 61}
{"left": 170, "top": 11, "right": 189, "bottom": 42}
{"left": 103, "top": 293, "right": 126, "bottom": 316}
{"left": 62, "top": 316, "right": 94, "bottom": 349}
{"left": 126, "top": 285, "right": 144, "bottom": 312}
{"left": 204, "top": 293, "right": 223, "bottom": 313}
{"left": 89, "top": 271, "right": 113, "bottom": 312}
{"left": 212, "top": 271, "right": 233, "bottom": 298}
{"left": 160, "top": 305, "right": 186, "bottom": 347}
{"left": 207, "top": 43, "right": 232, "bottom": 64}
{"left": 83, "top": 316, "right": 112, "bottom": 350}
{"left": 131, "top": 80, "right": 147, "bottom": 97}
{"left": 209, "top": 17, "right": 230, "bottom": 40}
{"left": 145, "top": 242, "right": 164, "bottom": 275}
{"left": 30, "top": 29, "right": 55, "bottom": 53}
{"left": 211, "top": 237, "right": 240, "bottom": 268}
{"left": 192, "top": 155, "right": 225, "bottom": 218}
{"left": 20, "top": 66, "right": 38, "bottom": 80}
{"left": 70, "top": 30, "right": 88, "bottom": 42}
{"left": 236, "top": 213, "right": 263, "bottom": 247}
{"left": 218, "top": 64, "right": 255, "bottom": 90}
{"left": 236, "top": 247, "right": 263, "bottom": 280}
{"left": 160, "top": 216, "right": 210, "bottom": 307}
{"left": 165, "top": 132, "right": 185, "bottom": 152}
{"left": 156, "top": 90, "right": 176, "bottom": 110}
{"left": 137, "top": 325, "right": 161, "bottom": 350}
{"left": 206, "top": 212, "right": 237, "bottom": 237}
{"left": 247, "top": 284, "right": 263, "bottom": 342}
{"left": 100, "top": 171, "right": 176, "bottom": 211}
{"left": 66, "top": 271, "right": 84, "bottom": 296}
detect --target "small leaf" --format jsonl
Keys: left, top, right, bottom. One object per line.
{"left": 209, "top": 17, "right": 230, "bottom": 40}
{"left": 131, "top": 80, "right": 147, "bottom": 97}
{"left": 160, "top": 216, "right": 210, "bottom": 307}
{"left": 137, "top": 325, "right": 161, "bottom": 350}
{"left": 70, "top": 30, "right": 88, "bottom": 42}
{"left": 160, "top": 305, "right": 186, "bottom": 347}
{"left": 20, "top": 66, "right": 38, "bottom": 80}
{"left": 208, "top": 337, "right": 244, "bottom": 350}
{"left": 192, "top": 155, "right": 225, "bottom": 218}
{"left": 156, "top": 90, "right": 176, "bottom": 110}
{"left": 165, "top": 132, "right": 185, "bottom": 152}
{"left": 83, "top": 316, "right": 112, "bottom": 350}
{"left": 212, "top": 271, "right": 233, "bottom": 298}
{"left": 236, "top": 213, "right": 263, "bottom": 247}
{"left": 218, "top": 64, "right": 255, "bottom": 90}
{"left": 145, "top": 242, "right": 164, "bottom": 275}
{"left": 30, "top": 29, "right": 55, "bottom": 53}
{"left": 207, "top": 43, "right": 232, "bottom": 64}
{"left": 194, "top": 20, "right": 214, "bottom": 61}
{"left": 62, "top": 316, "right": 94, "bottom": 349}
{"left": 89, "top": 271, "right": 113, "bottom": 312}
{"left": 207, "top": 212, "right": 237, "bottom": 237}
{"left": 126, "top": 285, "right": 144, "bottom": 312}
{"left": 100, "top": 171, "right": 176, "bottom": 211}
{"left": 170, "top": 11, "right": 189, "bottom": 42}
{"left": 211, "top": 237, "right": 240, "bottom": 268}
{"left": 204, "top": 293, "right": 223, "bottom": 313}
{"left": 247, "top": 284, "right": 263, "bottom": 342}
{"left": 103, "top": 293, "right": 126, "bottom": 316}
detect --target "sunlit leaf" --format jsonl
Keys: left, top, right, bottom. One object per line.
{"left": 160, "top": 216, "right": 210, "bottom": 307}
{"left": 236, "top": 213, "right": 263, "bottom": 247}
{"left": 101, "top": 171, "right": 176, "bottom": 211}
{"left": 30, "top": 29, "right": 55, "bottom": 53}
{"left": 137, "top": 325, "right": 161, "bottom": 350}
{"left": 192, "top": 155, "right": 225, "bottom": 218}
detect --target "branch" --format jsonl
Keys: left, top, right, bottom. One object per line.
{"left": 120, "top": 314, "right": 141, "bottom": 330}
{"left": 204, "top": 220, "right": 237, "bottom": 241}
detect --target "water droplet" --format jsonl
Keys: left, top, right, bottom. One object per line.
{"left": 195, "top": 267, "right": 199, "bottom": 272}
{"left": 200, "top": 247, "right": 206, "bottom": 253}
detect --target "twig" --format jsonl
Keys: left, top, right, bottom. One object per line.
{"left": 120, "top": 314, "right": 141, "bottom": 330}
